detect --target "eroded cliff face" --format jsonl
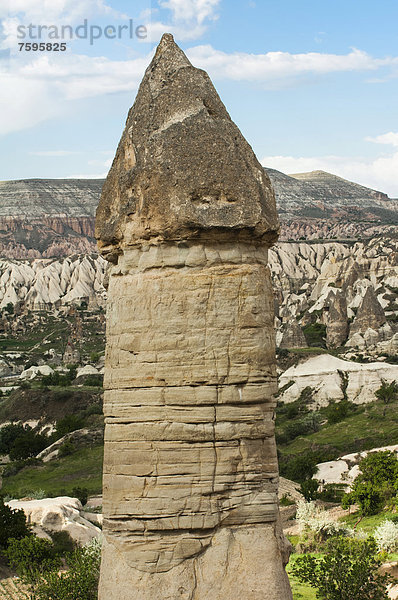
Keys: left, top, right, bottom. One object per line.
{"left": 0, "top": 179, "right": 101, "bottom": 258}
{"left": 97, "top": 33, "right": 292, "bottom": 600}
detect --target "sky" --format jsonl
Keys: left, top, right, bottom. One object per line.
{"left": 1, "top": 0, "right": 398, "bottom": 196}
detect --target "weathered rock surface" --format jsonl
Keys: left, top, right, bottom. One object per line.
{"left": 277, "top": 319, "right": 307, "bottom": 349}
{"left": 6, "top": 497, "right": 101, "bottom": 545}
{"left": 0, "top": 254, "right": 106, "bottom": 310}
{"left": 279, "top": 354, "right": 398, "bottom": 407}
{"left": 36, "top": 428, "right": 104, "bottom": 462}
{"left": 349, "top": 286, "right": 386, "bottom": 336}
{"left": 326, "top": 290, "right": 349, "bottom": 348}
{"left": 0, "top": 179, "right": 102, "bottom": 258}
{"left": 266, "top": 168, "right": 398, "bottom": 241}
{"left": 97, "top": 33, "right": 291, "bottom": 600}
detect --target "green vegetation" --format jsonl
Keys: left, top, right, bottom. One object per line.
{"left": 3, "top": 535, "right": 101, "bottom": 600}
{"left": 303, "top": 323, "right": 327, "bottom": 348}
{"left": 287, "top": 561, "right": 317, "bottom": 600}
{"left": 0, "top": 498, "right": 31, "bottom": 550}
{"left": 342, "top": 451, "right": 398, "bottom": 515}
{"left": 1, "top": 445, "right": 103, "bottom": 498}
{"left": 40, "top": 366, "right": 77, "bottom": 387}
{"left": 291, "top": 537, "right": 391, "bottom": 600}
{"left": 277, "top": 391, "right": 398, "bottom": 484}
{"left": 340, "top": 510, "right": 398, "bottom": 534}
{"left": 0, "top": 424, "right": 47, "bottom": 461}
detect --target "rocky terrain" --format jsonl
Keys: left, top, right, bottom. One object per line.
{"left": 1, "top": 166, "right": 397, "bottom": 260}
{"left": 266, "top": 168, "right": 398, "bottom": 240}
{"left": 0, "top": 254, "right": 106, "bottom": 310}
{"left": 0, "top": 179, "right": 101, "bottom": 258}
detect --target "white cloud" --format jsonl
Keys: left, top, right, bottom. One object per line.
{"left": 0, "top": 72, "right": 61, "bottom": 134}
{"left": 158, "top": 0, "right": 219, "bottom": 24}
{"left": 146, "top": 0, "right": 220, "bottom": 41}
{"left": 261, "top": 148, "right": 398, "bottom": 198}
{"left": 366, "top": 131, "right": 398, "bottom": 147}
{"left": 186, "top": 45, "right": 398, "bottom": 86}
{"left": 0, "top": 0, "right": 118, "bottom": 22}
{"left": 0, "top": 51, "right": 148, "bottom": 133}
{"left": 1, "top": 39, "right": 398, "bottom": 137}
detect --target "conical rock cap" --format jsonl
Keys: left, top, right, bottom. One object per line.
{"left": 96, "top": 34, "right": 279, "bottom": 260}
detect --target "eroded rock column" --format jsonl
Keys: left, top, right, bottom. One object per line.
{"left": 96, "top": 33, "right": 292, "bottom": 600}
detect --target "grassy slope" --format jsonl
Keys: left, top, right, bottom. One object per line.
{"left": 278, "top": 395, "right": 398, "bottom": 460}
{"left": 1, "top": 445, "right": 103, "bottom": 498}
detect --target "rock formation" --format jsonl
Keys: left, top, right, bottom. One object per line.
{"left": 350, "top": 286, "right": 386, "bottom": 336}
{"left": 96, "top": 33, "right": 292, "bottom": 600}
{"left": 326, "top": 290, "right": 348, "bottom": 348}
{"left": 278, "top": 354, "right": 398, "bottom": 407}
{"left": 0, "top": 179, "right": 102, "bottom": 258}
{"left": 278, "top": 319, "right": 307, "bottom": 349}
{"left": 6, "top": 497, "right": 101, "bottom": 545}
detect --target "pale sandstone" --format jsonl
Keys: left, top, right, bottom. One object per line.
{"left": 96, "top": 33, "right": 292, "bottom": 599}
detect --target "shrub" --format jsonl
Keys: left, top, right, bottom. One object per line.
{"left": 280, "top": 494, "right": 295, "bottom": 506}
{"left": 51, "top": 531, "right": 76, "bottom": 555}
{"left": 291, "top": 536, "right": 391, "bottom": 600}
{"left": 296, "top": 500, "right": 352, "bottom": 541}
{"left": 342, "top": 450, "right": 398, "bottom": 515}
{"left": 83, "top": 374, "right": 103, "bottom": 387}
{"left": 285, "top": 413, "right": 321, "bottom": 441}
{"left": 303, "top": 323, "right": 327, "bottom": 348}
{"left": 0, "top": 423, "right": 25, "bottom": 454}
{"left": 375, "top": 380, "right": 398, "bottom": 405}
{"left": 300, "top": 478, "right": 319, "bottom": 501}
{"left": 35, "top": 537, "right": 101, "bottom": 600}
{"left": 280, "top": 450, "right": 318, "bottom": 483}
{"left": 58, "top": 440, "right": 75, "bottom": 457}
{"left": 0, "top": 423, "right": 48, "bottom": 460}
{"left": 3, "top": 535, "right": 60, "bottom": 585}
{"left": 325, "top": 399, "right": 356, "bottom": 424}
{"left": 374, "top": 520, "right": 398, "bottom": 553}
{"left": 54, "top": 414, "right": 86, "bottom": 440}
{"left": 0, "top": 497, "right": 31, "bottom": 550}
{"left": 72, "top": 487, "right": 89, "bottom": 506}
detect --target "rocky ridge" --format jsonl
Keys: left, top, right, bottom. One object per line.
{"left": 0, "top": 179, "right": 101, "bottom": 258}
{"left": 266, "top": 168, "right": 398, "bottom": 240}
{"left": 1, "top": 166, "right": 397, "bottom": 259}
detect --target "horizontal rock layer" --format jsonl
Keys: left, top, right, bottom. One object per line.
{"left": 102, "top": 242, "right": 280, "bottom": 574}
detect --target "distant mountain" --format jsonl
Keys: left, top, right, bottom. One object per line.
{"left": 1, "top": 170, "right": 397, "bottom": 258}
{"left": 0, "top": 179, "right": 103, "bottom": 258}
{"left": 265, "top": 169, "right": 398, "bottom": 240}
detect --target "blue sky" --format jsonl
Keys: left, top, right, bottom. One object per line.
{"left": 1, "top": 0, "right": 398, "bottom": 195}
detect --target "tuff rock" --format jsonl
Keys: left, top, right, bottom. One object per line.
{"left": 96, "top": 33, "right": 292, "bottom": 600}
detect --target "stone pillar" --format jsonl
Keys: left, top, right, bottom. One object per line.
{"left": 96, "top": 34, "right": 292, "bottom": 600}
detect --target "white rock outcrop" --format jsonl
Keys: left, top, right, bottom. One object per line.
{"left": 7, "top": 497, "right": 101, "bottom": 545}
{"left": 279, "top": 354, "right": 398, "bottom": 406}
{"left": 315, "top": 445, "right": 398, "bottom": 487}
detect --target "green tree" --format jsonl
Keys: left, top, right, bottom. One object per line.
{"left": 342, "top": 451, "right": 398, "bottom": 515}
{"left": 376, "top": 379, "right": 398, "bottom": 416}
{"left": 0, "top": 498, "right": 31, "bottom": 550}
{"left": 54, "top": 414, "right": 85, "bottom": 440}
{"left": 291, "top": 537, "right": 391, "bottom": 600}
{"left": 9, "top": 428, "right": 47, "bottom": 461}
{"left": 0, "top": 423, "right": 25, "bottom": 455}
{"left": 300, "top": 478, "right": 319, "bottom": 501}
